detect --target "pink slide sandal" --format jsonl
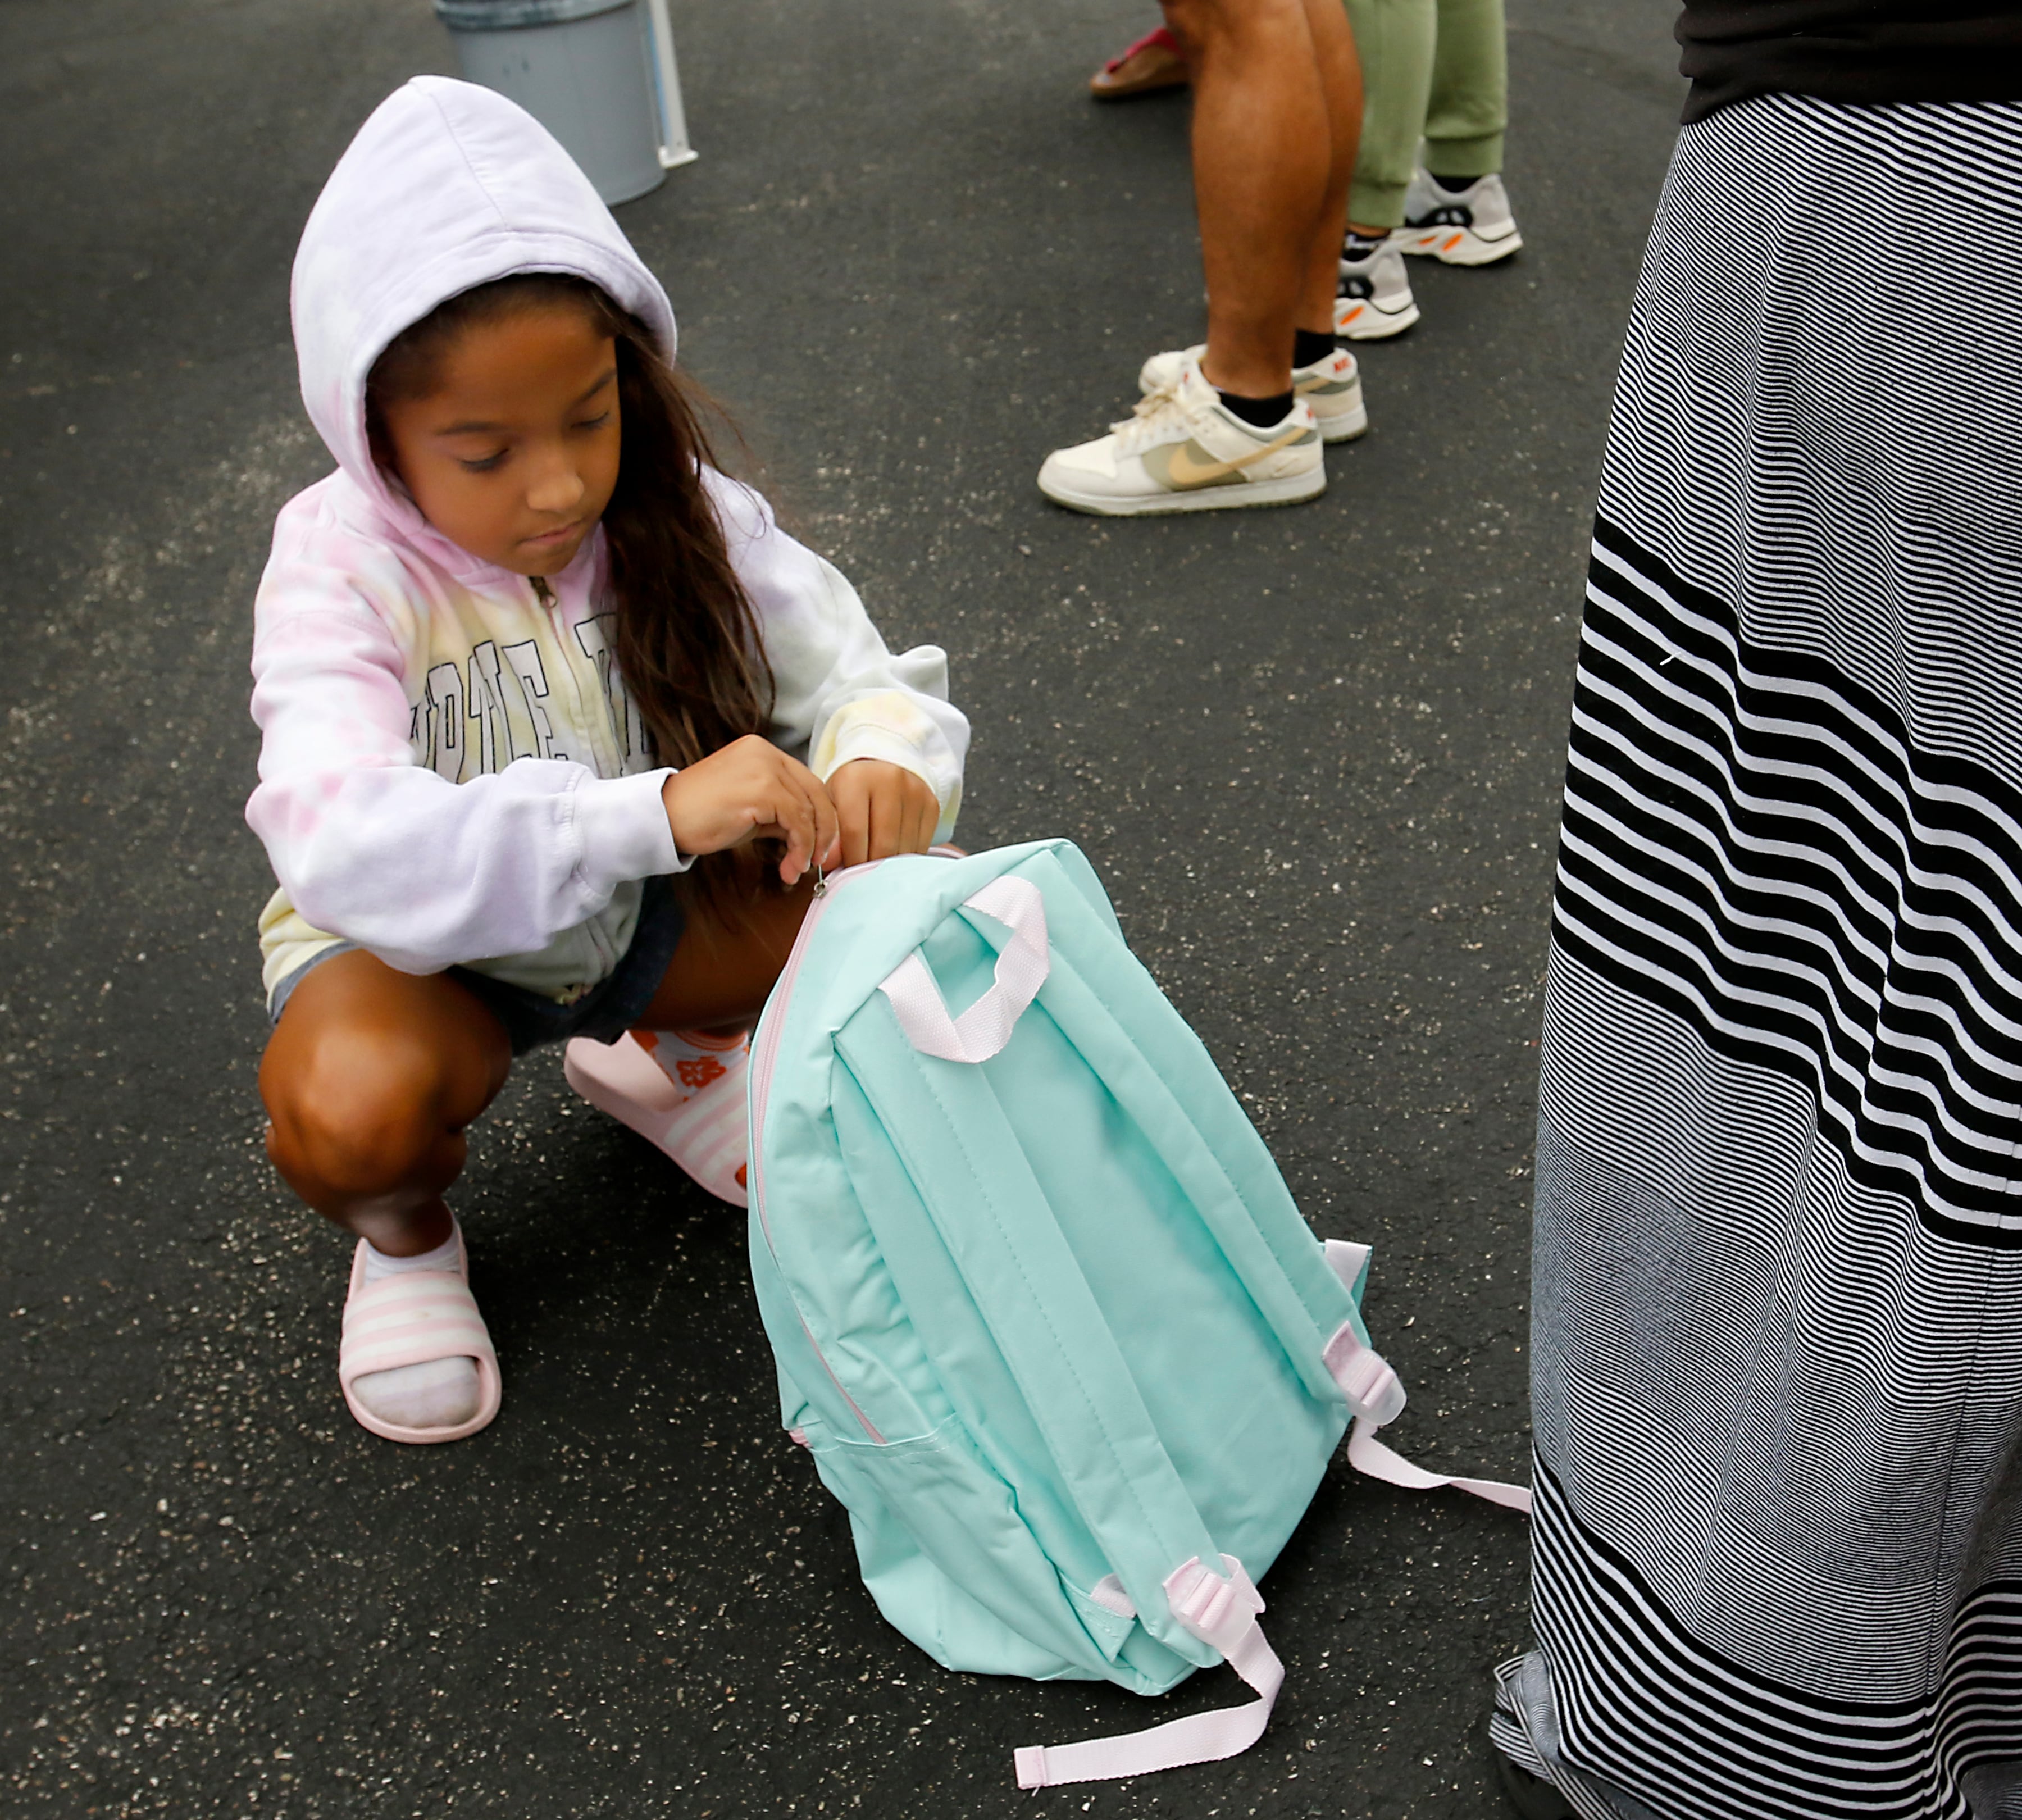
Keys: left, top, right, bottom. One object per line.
{"left": 563, "top": 1032, "right": 751, "bottom": 1207}
{"left": 337, "top": 1234, "right": 502, "bottom": 1445}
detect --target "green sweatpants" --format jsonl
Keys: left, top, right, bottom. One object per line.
{"left": 1344, "top": 0, "right": 1507, "bottom": 229}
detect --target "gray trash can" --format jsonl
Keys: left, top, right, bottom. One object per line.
{"left": 434, "top": 0, "right": 696, "bottom": 206}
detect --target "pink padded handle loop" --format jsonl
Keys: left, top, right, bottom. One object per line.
{"left": 877, "top": 875, "right": 1049, "bottom": 1064}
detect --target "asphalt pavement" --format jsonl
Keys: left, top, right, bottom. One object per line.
{"left": 1, "top": 1, "right": 1686, "bottom": 1814}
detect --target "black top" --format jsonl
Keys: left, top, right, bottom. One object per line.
{"left": 1678, "top": 1, "right": 2022, "bottom": 121}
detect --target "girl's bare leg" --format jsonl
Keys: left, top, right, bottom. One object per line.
{"left": 635, "top": 876, "right": 818, "bottom": 1033}
{"left": 262, "top": 876, "right": 815, "bottom": 1245}
{"left": 261, "top": 953, "right": 513, "bottom": 1431}
{"left": 260, "top": 950, "right": 512, "bottom": 1255}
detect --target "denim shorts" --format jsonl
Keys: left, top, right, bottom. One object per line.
{"left": 266, "top": 873, "right": 689, "bottom": 1057}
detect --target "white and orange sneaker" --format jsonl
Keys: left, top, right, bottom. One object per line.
{"left": 1333, "top": 240, "right": 1420, "bottom": 340}
{"left": 1137, "top": 343, "right": 1368, "bottom": 445}
{"left": 1391, "top": 170, "right": 1523, "bottom": 266}
{"left": 1038, "top": 352, "right": 1324, "bottom": 516}
{"left": 563, "top": 1027, "right": 751, "bottom": 1206}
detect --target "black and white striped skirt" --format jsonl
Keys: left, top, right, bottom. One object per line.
{"left": 1491, "top": 94, "right": 2022, "bottom": 1820}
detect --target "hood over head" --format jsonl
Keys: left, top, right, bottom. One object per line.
{"left": 291, "top": 75, "right": 676, "bottom": 529}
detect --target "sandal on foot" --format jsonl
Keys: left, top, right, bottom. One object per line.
{"left": 1090, "top": 26, "right": 1188, "bottom": 99}
{"left": 338, "top": 1234, "right": 502, "bottom": 1445}
{"left": 564, "top": 1032, "right": 751, "bottom": 1207}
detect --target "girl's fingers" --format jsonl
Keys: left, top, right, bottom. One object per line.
{"left": 869, "top": 777, "right": 901, "bottom": 864}
{"left": 894, "top": 782, "right": 919, "bottom": 858}
{"left": 840, "top": 790, "right": 868, "bottom": 868}
{"left": 770, "top": 760, "right": 832, "bottom": 882}
{"left": 748, "top": 778, "right": 809, "bottom": 884}
{"left": 792, "top": 774, "right": 839, "bottom": 883}
{"left": 780, "top": 778, "right": 820, "bottom": 884}
{"left": 809, "top": 777, "right": 842, "bottom": 872}
{"left": 800, "top": 776, "right": 833, "bottom": 881}
{"left": 739, "top": 809, "right": 795, "bottom": 881}
{"left": 891, "top": 777, "right": 924, "bottom": 856}
{"left": 685, "top": 757, "right": 938, "bottom": 873}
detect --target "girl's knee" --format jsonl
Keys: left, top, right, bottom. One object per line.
{"left": 262, "top": 1025, "right": 467, "bottom": 1199}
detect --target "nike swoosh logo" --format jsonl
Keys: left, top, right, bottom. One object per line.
{"left": 1162, "top": 424, "right": 1309, "bottom": 489}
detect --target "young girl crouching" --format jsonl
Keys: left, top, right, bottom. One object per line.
{"left": 247, "top": 79, "right": 967, "bottom": 1446}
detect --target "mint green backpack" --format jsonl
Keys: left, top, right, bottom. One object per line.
{"left": 745, "top": 841, "right": 1525, "bottom": 1789}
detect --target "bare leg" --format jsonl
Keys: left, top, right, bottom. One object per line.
{"left": 261, "top": 954, "right": 515, "bottom": 1432}
{"left": 260, "top": 879, "right": 816, "bottom": 1244}
{"left": 1160, "top": 0, "right": 1363, "bottom": 395}
{"left": 635, "top": 875, "right": 818, "bottom": 1033}
{"left": 261, "top": 951, "right": 511, "bottom": 1256}
{"left": 1301, "top": 0, "right": 1365, "bottom": 324}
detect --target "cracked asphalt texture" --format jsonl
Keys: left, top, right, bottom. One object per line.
{"left": 2, "top": 1, "right": 1684, "bottom": 1814}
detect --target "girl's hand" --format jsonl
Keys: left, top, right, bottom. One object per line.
{"left": 828, "top": 759, "right": 939, "bottom": 868}
{"left": 660, "top": 736, "right": 841, "bottom": 885}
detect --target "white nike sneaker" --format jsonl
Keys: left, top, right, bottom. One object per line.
{"left": 1333, "top": 241, "right": 1420, "bottom": 340}
{"left": 1038, "top": 352, "right": 1324, "bottom": 516}
{"left": 1391, "top": 170, "right": 1523, "bottom": 266}
{"left": 1136, "top": 343, "right": 1368, "bottom": 444}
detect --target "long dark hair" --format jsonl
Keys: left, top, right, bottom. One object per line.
{"left": 366, "top": 274, "right": 777, "bottom": 906}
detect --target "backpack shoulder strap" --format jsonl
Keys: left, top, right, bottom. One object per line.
{"left": 840, "top": 909, "right": 1299, "bottom": 1789}
{"left": 896, "top": 862, "right": 1534, "bottom": 1521}
{"left": 837, "top": 998, "right": 1221, "bottom": 1628}
{"left": 954, "top": 865, "right": 1399, "bottom": 1418}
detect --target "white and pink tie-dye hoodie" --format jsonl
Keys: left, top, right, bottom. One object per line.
{"left": 247, "top": 77, "right": 967, "bottom": 1002}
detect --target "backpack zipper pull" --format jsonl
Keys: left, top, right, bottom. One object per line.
{"left": 812, "top": 857, "right": 827, "bottom": 899}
